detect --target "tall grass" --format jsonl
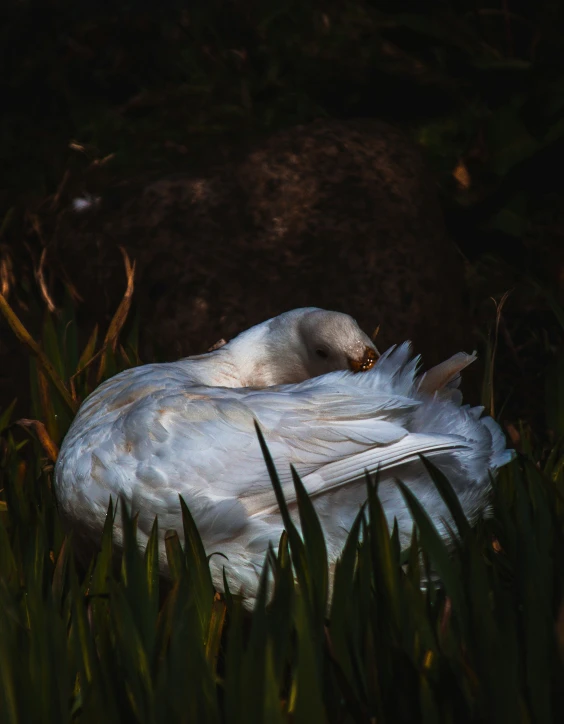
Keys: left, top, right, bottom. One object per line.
{"left": 1, "top": 277, "right": 564, "bottom": 723}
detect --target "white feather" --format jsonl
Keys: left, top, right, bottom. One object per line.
{"left": 55, "top": 308, "right": 514, "bottom": 607}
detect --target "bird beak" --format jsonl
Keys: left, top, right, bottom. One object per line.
{"left": 348, "top": 346, "right": 379, "bottom": 373}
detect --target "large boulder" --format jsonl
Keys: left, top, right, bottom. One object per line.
{"left": 1, "top": 119, "right": 470, "bottom": 415}
{"left": 55, "top": 119, "right": 468, "bottom": 363}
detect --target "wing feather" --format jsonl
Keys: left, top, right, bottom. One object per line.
{"left": 57, "top": 343, "right": 498, "bottom": 554}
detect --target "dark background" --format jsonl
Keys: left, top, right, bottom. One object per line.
{"left": 1, "top": 0, "right": 564, "bottom": 440}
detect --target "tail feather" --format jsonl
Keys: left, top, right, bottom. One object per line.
{"left": 481, "top": 416, "right": 516, "bottom": 469}
{"left": 417, "top": 351, "right": 477, "bottom": 398}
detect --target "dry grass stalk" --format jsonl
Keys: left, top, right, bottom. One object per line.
{"left": 0, "top": 292, "right": 77, "bottom": 414}
{"left": 96, "top": 247, "right": 135, "bottom": 382}
{"left": 17, "top": 418, "right": 59, "bottom": 463}
{"left": 488, "top": 290, "right": 512, "bottom": 418}
{"left": 36, "top": 248, "right": 57, "bottom": 313}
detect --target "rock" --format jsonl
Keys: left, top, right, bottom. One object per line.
{"left": 25, "top": 119, "right": 469, "bottom": 404}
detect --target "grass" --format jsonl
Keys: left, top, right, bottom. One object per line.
{"left": 0, "top": 269, "right": 564, "bottom": 722}
{"left": 2, "top": 3, "right": 564, "bottom": 719}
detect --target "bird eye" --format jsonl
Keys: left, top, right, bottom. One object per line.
{"left": 315, "top": 348, "right": 329, "bottom": 359}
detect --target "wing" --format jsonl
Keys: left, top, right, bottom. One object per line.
{"left": 56, "top": 373, "right": 446, "bottom": 541}
{"left": 57, "top": 344, "right": 493, "bottom": 552}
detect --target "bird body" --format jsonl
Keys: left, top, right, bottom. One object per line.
{"left": 55, "top": 308, "right": 512, "bottom": 605}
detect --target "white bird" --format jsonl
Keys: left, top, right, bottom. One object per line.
{"left": 55, "top": 308, "right": 513, "bottom": 606}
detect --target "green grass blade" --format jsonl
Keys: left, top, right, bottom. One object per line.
{"left": 255, "top": 422, "right": 309, "bottom": 602}
{"left": 395, "top": 479, "right": 465, "bottom": 625}
{"left": 419, "top": 454, "right": 472, "bottom": 540}
{"left": 205, "top": 596, "right": 226, "bottom": 676}
{"left": 267, "top": 533, "right": 294, "bottom": 681}
{"left": 366, "top": 472, "right": 401, "bottom": 632}
{"left": 291, "top": 464, "right": 328, "bottom": 619}
{"left": 89, "top": 497, "right": 115, "bottom": 596}
{"left": 144, "top": 516, "right": 160, "bottom": 640}
{"left": 263, "top": 642, "right": 285, "bottom": 724}
{"left": 0, "top": 399, "right": 17, "bottom": 433}
{"left": 293, "top": 594, "right": 326, "bottom": 724}
{"left": 179, "top": 495, "right": 214, "bottom": 634}
{"left": 164, "top": 530, "right": 185, "bottom": 582}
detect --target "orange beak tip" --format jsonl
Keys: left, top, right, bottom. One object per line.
{"left": 349, "top": 347, "right": 378, "bottom": 373}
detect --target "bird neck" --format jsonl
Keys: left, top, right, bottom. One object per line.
{"left": 176, "top": 318, "right": 305, "bottom": 388}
